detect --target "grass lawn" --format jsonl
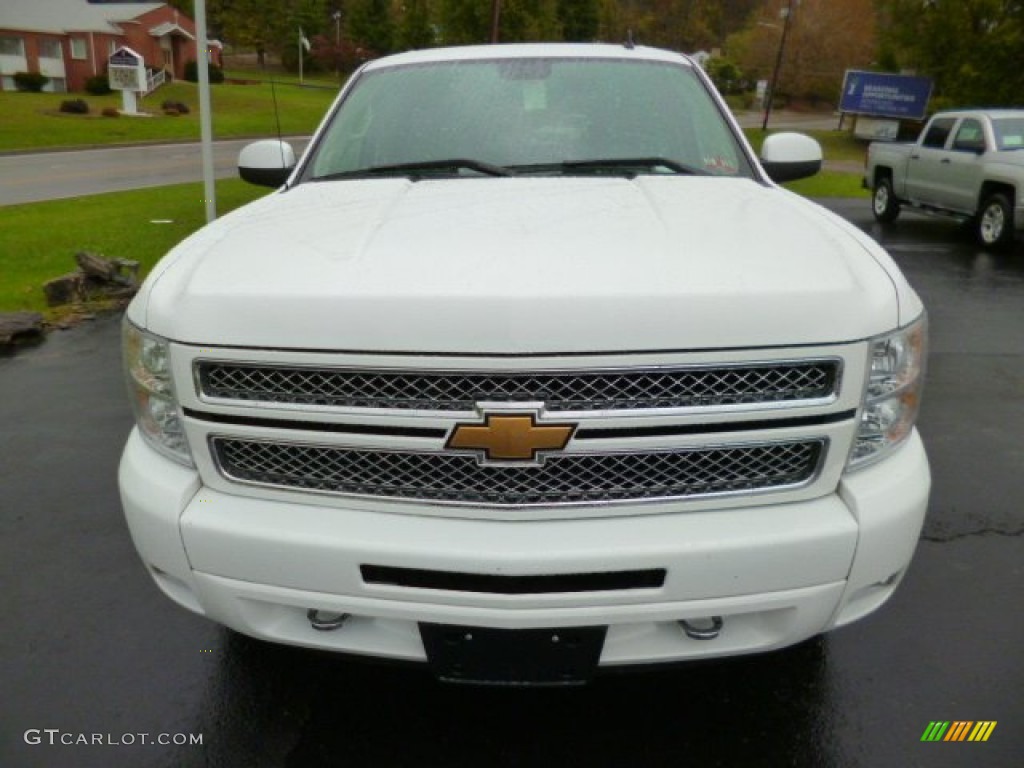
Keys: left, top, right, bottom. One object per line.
{"left": 0, "top": 80, "right": 338, "bottom": 151}
{"left": 783, "top": 171, "right": 868, "bottom": 199}
{"left": 0, "top": 179, "right": 267, "bottom": 314}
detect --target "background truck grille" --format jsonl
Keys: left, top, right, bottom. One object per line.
{"left": 211, "top": 437, "right": 825, "bottom": 506}
{"left": 197, "top": 361, "right": 839, "bottom": 412}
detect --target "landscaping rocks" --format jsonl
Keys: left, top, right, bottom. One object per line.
{"left": 43, "top": 251, "right": 139, "bottom": 307}
{"left": 0, "top": 312, "right": 44, "bottom": 349}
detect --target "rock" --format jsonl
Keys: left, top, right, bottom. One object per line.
{"left": 0, "top": 312, "right": 44, "bottom": 348}
{"left": 43, "top": 252, "right": 139, "bottom": 307}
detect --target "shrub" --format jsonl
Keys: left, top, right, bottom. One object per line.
{"left": 59, "top": 99, "right": 90, "bottom": 115}
{"left": 13, "top": 71, "right": 49, "bottom": 92}
{"left": 160, "top": 99, "right": 190, "bottom": 114}
{"left": 85, "top": 75, "right": 111, "bottom": 95}
{"left": 184, "top": 60, "right": 224, "bottom": 84}
{"left": 101, "top": 107, "right": 120, "bottom": 118}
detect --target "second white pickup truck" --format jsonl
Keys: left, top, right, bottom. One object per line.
{"left": 865, "top": 109, "right": 1024, "bottom": 248}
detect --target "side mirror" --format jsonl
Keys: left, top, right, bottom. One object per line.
{"left": 759, "top": 132, "right": 823, "bottom": 183}
{"left": 238, "top": 140, "right": 297, "bottom": 188}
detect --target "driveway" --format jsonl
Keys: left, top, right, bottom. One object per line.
{"left": 0, "top": 138, "right": 310, "bottom": 206}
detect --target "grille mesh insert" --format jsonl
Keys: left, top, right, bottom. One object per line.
{"left": 197, "top": 361, "right": 838, "bottom": 412}
{"left": 212, "top": 438, "right": 824, "bottom": 506}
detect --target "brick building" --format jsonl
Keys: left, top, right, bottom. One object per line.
{"left": 0, "top": 0, "right": 221, "bottom": 93}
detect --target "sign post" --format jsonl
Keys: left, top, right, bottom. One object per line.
{"left": 107, "top": 47, "right": 146, "bottom": 114}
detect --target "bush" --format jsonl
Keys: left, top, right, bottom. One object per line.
{"left": 85, "top": 75, "right": 111, "bottom": 95}
{"left": 160, "top": 99, "right": 190, "bottom": 114}
{"left": 13, "top": 71, "right": 49, "bottom": 92}
{"left": 184, "top": 60, "right": 224, "bottom": 84}
{"left": 101, "top": 107, "right": 120, "bottom": 118}
{"left": 59, "top": 99, "right": 89, "bottom": 115}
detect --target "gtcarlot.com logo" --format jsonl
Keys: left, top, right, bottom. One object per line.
{"left": 921, "top": 721, "right": 997, "bottom": 743}
{"left": 24, "top": 729, "right": 203, "bottom": 747}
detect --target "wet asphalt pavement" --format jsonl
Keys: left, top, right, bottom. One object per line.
{"left": 1, "top": 200, "right": 1022, "bottom": 768}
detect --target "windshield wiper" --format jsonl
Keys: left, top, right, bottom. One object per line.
{"left": 554, "top": 157, "right": 708, "bottom": 176}
{"left": 315, "top": 159, "right": 514, "bottom": 181}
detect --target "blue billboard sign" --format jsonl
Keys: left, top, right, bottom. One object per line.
{"left": 839, "top": 71, "right": 933, "bottom": 120}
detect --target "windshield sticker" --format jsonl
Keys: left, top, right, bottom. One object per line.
{"left": 523, "top": 82, "right": 547, "bottom": 112}
{"left": 703, "top": 155, "right": 739, "bottom": 174}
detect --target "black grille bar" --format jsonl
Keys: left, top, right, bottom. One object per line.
{"left": 361, "top": 565, "right": 666, "bottom": 593}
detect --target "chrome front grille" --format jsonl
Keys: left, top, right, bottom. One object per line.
{"left": 211, "top": 437, "right": 825, "bottom": 506}
{"left": 197, "top": 361, "right": 839, "bottom": 412}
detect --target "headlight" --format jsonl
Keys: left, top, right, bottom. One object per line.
{"left": 123, "top": 320, "right": 193, "bottom": 466}
{"left": 847, "top": 314, "right": 927, "bottom": 470}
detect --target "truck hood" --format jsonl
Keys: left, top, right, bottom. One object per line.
{"left": 137, "top": 177, "right": 907, "bottom": 353}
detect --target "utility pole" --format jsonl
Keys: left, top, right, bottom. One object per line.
{"left": 194, "top": 0, "right": 216, "bottom": 222}
{"left": 762, "top": 0, "right": 795, "bottom": 132}
{"left": 491, "top": 0, "right": 501, "bottom": 44}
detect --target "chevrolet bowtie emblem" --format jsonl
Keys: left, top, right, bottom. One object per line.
{"left": 447, "top": 413, "right": 576, "bottom": 463}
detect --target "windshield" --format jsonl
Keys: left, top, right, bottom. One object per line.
{"left": 305, "top": 57, "right": 753, "bottom": 180}
{"left": 992, "top": 117, "right": 1024, "bottom": 150}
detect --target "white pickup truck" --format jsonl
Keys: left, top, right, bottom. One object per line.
{"left": 119, "top": 44, "right": 930, "bottom": 685}
{"left": 866, "top": 109, "right": 1024, "bottom": 247}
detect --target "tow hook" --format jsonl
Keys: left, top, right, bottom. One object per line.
{"left": 679, "top": 616, "right": 723, "bottom": 640}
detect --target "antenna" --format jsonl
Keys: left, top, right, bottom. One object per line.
{"left": 268, "top": 74, "right": 287, "bottom": 177}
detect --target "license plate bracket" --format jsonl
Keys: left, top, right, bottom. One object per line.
{"left": 419, "top": 623, "right": 607, "bottom": 686}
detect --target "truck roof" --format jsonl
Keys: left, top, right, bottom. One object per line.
{"left": 932, "top": 108, "right": 1024, "bottom": 119}
{"left": 362, "top": 43, "right": 695, "bottom": 71}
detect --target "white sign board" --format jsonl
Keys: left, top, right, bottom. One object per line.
{"left": 854, "top": 117, "right": 900, "bottom": 141}
{"left": 108, "top": 47, "right": 145, "bottom": 92}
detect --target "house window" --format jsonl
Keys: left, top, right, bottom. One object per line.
{"left": 71, "top": 38, "right": 87, "bottom": 60}
{"left": 38, "top": 39, "right": 63, "bottom": 60}
{"left": 0, "top": 36, "right": 26, "bottom": 57}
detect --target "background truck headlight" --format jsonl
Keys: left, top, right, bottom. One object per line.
{"left": 123, "top": 321, "right": 192, "bottom": 466}
{"left": 848, "top": 315, "right": 927, "bottom": 469}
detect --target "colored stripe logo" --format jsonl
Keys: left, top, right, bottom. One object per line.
{"left": 921, "top": 721, "right": 997, "bottom": 742}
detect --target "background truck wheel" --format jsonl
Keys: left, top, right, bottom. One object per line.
{"left": 976, "top": 193, "right": 1014, "bottom": 248}
{"left": 872, "top": 178, "right": 900, "bottom": 223}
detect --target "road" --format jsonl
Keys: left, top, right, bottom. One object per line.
{"left": 0, "top": 110, "right": 840, "bottom": 207}
{"left": 1, "top": 199, "right": 1022, "bottom": 767}
{"left": 0, "top": 137, "right": 310, "bottom": 207}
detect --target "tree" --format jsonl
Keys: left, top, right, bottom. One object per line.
{"left": 597, "top": 0, "right": 761, "bottom": 52}
{"left": 558, "top": 0, "right": 600, "bottom": 41}
{"left": 347, "top": 0, "right": 396, "bottom": 55}
{"left": 396, "top": 0, "right": 436, "bottom": 50}
{"left": 877, "top": 0, "right": 1024, "bottom": 107}
{"left": 727, "top": 0, "right": 877, "bottom": 104}
{"left": 209, "top": 0, "right": 329, "bottom": 69}
{"left": 436, "top": 0, "right": 491, "bottom": 44}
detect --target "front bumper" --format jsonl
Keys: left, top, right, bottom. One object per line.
{"left": 119, "top": 428, "right": 929, "bottom": 667}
